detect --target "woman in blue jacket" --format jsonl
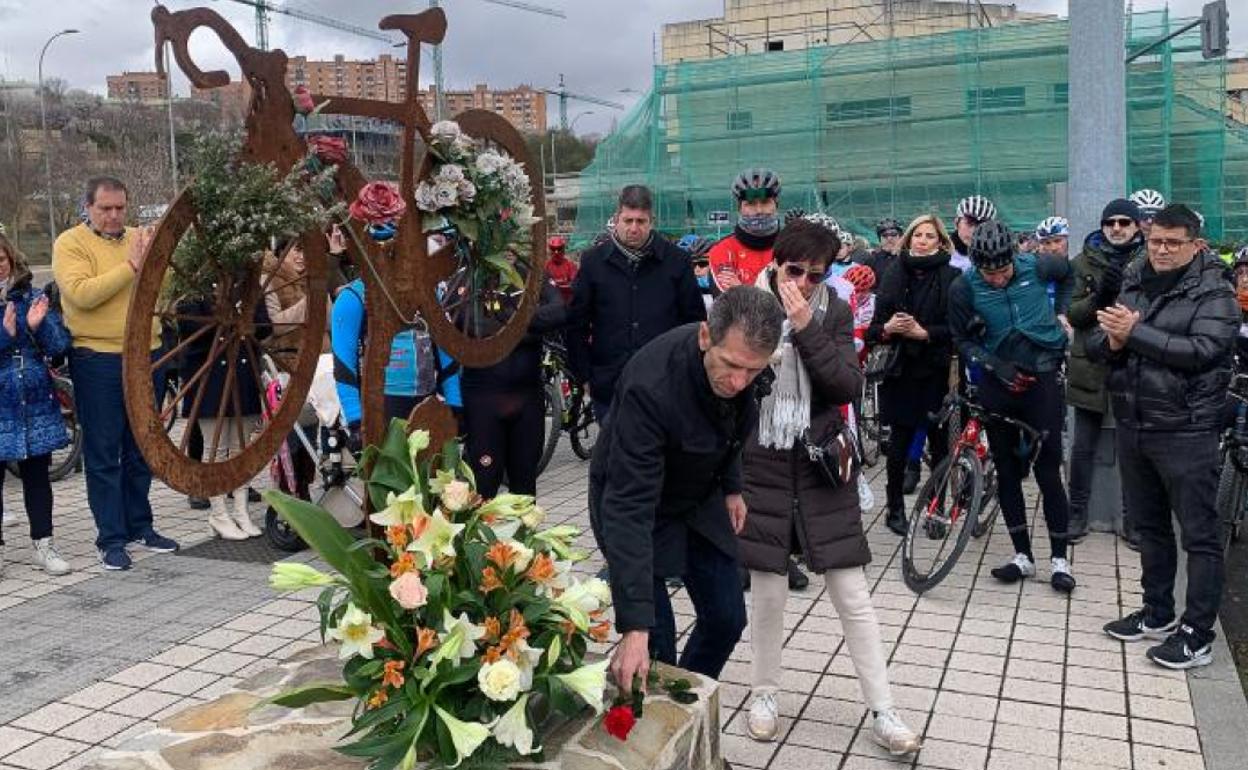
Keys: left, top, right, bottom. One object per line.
{"left": 0, "top": 234, "right": 72, "bottom": 576}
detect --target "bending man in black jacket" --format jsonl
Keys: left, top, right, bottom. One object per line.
{"left": 1092, "top": 205, "right": 1238, "bottom": 670}
{"left": 591, "top": 286, "right": 785, "bottom": 693}
{"left": 567, "top": 185, "right": 707, "bottom": 428}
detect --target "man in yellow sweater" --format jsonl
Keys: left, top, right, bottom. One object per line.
{"left": 53, "top": 177, "right": 178, "bottom": 571}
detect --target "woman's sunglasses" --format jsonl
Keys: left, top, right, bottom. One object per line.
{"left": 782, "top": 263, "right": 826, "bottom": 282}
{"left": 692, "top": 259, "right": 710, "bottom": 268}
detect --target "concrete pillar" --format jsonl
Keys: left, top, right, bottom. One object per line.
{"left": 1067, "top": 1, "right": 1127, "bottom": 534}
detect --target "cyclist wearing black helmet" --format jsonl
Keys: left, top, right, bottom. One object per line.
{"left": 949, "top": 220, "right": 1077, "bottom": 593}
{"left": 707, "top": 168, "right": 783, "bottom": 292}
{"left": 864, "top": 217, "right": 903, "bottom": 277}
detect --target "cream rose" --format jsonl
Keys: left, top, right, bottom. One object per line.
{"left": 478, "top": 658, "right": 524, "bottom": 702}
{"left": 388, "top": 572, "right": 428, "bottom": 610}
{"left": 441, "top": 480, "right": 473, "bottom": 512}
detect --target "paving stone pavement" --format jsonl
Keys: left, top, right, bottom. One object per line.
{"left": 2, "top": 446, "right": 1246, "bottom": 770}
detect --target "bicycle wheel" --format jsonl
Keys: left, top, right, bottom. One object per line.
{"left": 858, "top": 379, "right": 882, "bottom": 468}
{"left": 1215, "top": 450, "right": 1248, "bottom": 552}
{"left": 569, "top": 392, "right": 598, "bottom": 460}
{"left": 974, "top": 452, "right": 1001, "bottom": 539}
{"left": 265, "top": 506, "right": 307, "bottom": 552}
{"left": 536, "top": 379, "right": 563, "bottom": 477}
{"left": 901, "top": 447, "right": 984, "bottom": 594}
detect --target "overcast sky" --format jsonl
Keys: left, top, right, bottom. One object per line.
{"left": 0, "top": 1, "right": 1243, "bottom": 135}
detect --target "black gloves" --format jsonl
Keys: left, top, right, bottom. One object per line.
{"left": 345, "top": 422, "right": 363, "bottom": 456}
{"left": 1097, "top": 261, "right": 1124, "bottom": 304}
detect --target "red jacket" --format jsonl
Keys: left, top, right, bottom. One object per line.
{"left": 707, "top": 234, "right": 772, "bottom": 292}
{"left": 545, "top": 254, "right": 579, "bottom": 304}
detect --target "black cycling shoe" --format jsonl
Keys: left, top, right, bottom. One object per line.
{"left": 787, "top": 558, "right": 809, "bottom": 591}
{"left": 247, "top": 486, "right": 262, "bottom": 503}
{"left": 902, "top": 463, "right": 921, "bottom": 494}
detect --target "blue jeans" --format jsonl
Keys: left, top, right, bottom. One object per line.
{"left": 650, "top": 529, "right": 747, "bottom": 679}
{"left": 70, "top": 348, "right": 165, "bottom": 551}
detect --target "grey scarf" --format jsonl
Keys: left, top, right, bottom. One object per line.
{"left": 754, "top": 268, "right": 830, "bottom": 449}
{"left": 610, "top": 232, "right": 654, "bottom": 270}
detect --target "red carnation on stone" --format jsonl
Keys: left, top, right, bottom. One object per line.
{"left": 349, "top": 182, "right": 406, "bottom": 226}
{"left": 603, "top": 705, "right": 637, "bottom": 741}
{"left": 307, "top": 135, "right": 348, "bottom": 166}
{"left": 293, "top": 85, "right": 315, "bottom": 114}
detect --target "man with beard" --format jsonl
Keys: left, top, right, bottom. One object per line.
{"left": 1065, "top": 199, "right": 1146, "bottom": 546}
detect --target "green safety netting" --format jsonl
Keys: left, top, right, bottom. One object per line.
{"left": 574, "top": 10, "right": 1248, "bottom": 247}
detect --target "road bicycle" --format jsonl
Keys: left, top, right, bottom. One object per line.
{"left": 857, "top": 348, "right": 887, "bottom": 467}
{"left": 1216, "top": 372, "right": 1248, "bottom": 552}
{"left": 536, "top": 340, "right": 597, "bottom": 476}
{"left": 901, "top": 390, "right": 1043, "bottom": 594}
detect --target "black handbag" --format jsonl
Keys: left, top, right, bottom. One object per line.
{"left": 803, "top": 423, "right": 863, "bottom": 489}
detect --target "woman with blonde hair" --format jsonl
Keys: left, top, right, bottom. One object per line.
{"left": 865, "top": 213, "right": 961, "bottom": 535}
{"left": 0, "top": 234, "right": 73, "bottom": 575}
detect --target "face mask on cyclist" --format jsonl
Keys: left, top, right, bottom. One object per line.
{"left": 739, "top": 212, "right": 779, "bottom": 238}
{"left": 697, "top": 273, "right": 711, "bottom": 289}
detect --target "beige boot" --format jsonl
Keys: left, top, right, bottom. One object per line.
{"left": 230, "top": 488, "right": 263, "bottom": 538}
{"left": 209, "top": 497, "right": 248, "bottom": 540}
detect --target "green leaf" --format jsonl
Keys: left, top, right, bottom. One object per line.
{"left": 433, "top": 660, "right": 481, "bottom": 691}
{"left": 266, "top": 684, "right": 355, "bottom": 709}
{"left": 264, "top": 491, "right": 405, "bottom": 648}
{"left": 545, "top": 675, "right": 582, "bottom": 718}
{"left": 381, "top": 418, "right": 412, "bottom": 466}
{"left": 663, "top": 678, "right": 692, "bottom": 693}
{"left": 669, "top": 691, "right": 699, "bottom": 705}
{"left": 346, "top": 537, "right": 387, "bottom": 553}
{"left": 316, "top": 586, "right": 337, "bottom": 642}
{"left": 440, "top": 439, "right": 462, "bottom": 476}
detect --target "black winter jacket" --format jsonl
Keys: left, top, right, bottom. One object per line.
{"left": 462, "top": 279, "right": 566, "bottom": 392}
{"left": 1088, "top": 252, "right": 1238, "bottom": 432}
{"left": 567, "top": 237, "right": 706, "bottom": 400}
{"left": 589, "top": 325, "right": 755, "bottom": 632}
{"left": 865, "top": 250, "right": 960, "bottom": 381}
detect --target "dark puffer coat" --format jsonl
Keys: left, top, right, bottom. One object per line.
{"left": 0, "top": 279, "right": 71, "bottom": 462}
{"left": 1066, "top": 231, "right": 1145, "bottom": 413}
{"left": 1088, "top": 251, "right": 1238, "bottom": 432}
{"left": 737, "top": 291, "right": 867, "bottom": 574}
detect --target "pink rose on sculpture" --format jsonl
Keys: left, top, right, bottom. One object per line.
{"left": 293, "top": 85, "right": 315, "bottom": 115}
{"left": 388, "top": 572, "right": 428, "bottom": 610}
{"left": 349, "top": 182, "right": 407, "bottom": 226}
{"left": 307, "top": 135, "right": 348, "bottom": 166}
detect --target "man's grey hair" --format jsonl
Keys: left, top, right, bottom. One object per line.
{"left": 708, "top": 286, "right": 785, "bottom": 353}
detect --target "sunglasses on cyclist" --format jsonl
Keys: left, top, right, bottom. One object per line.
{"left": 692, "top": 259, "right": 710, "bottom": 268}
{"left": 1102, "top": 217, "right": 1135, "bottom": 228}
{"left": 781, "top": 263, "right": 826, "bottom": 282}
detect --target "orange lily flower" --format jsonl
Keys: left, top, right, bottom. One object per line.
{"left": 367, "top": 689, "right": 389, "bottom": 710}
{"left": 525, "top": 553, "right": 556, "bottom": 584}
{"left": 389, "top": 552, "right": 416, "bottom": 578}
{"left": 415, "top": 626, "right": 439, "bottom": 658}
{"left": 480, "top": 566, "right": 503, "bottom": 594}
{"left": 385, "top": 525, "right": 410, "bottom": 550}
{"left": 382, "top": 659, "right": 406, "bottom": 689}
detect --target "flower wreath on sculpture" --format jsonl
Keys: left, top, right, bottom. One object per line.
{"left": 264, "top": 419, "right": 615, "bottom": 770}
{"left": 296, "top": 86, "right": 538, "bottom": 293}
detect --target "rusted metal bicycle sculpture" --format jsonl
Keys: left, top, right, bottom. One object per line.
{"left": 123, "top": 5, "right": 547, "bottom": 497}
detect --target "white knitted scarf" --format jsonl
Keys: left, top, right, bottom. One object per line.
{"left": 754, "top": 268, "right": 829, "bottom": 449}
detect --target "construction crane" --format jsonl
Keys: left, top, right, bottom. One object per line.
{"left": 542, "top": 73, "right": 625, "bottom": 132}
{"left": 427, "top": 0, "right": 566, "bottom": 120}
{"left": 214, "top": 0, "right": 396, "bottom": 51}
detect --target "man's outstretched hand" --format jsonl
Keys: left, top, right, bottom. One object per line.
{"left": 610, "top": 630, "right": 650, "bottom": 696}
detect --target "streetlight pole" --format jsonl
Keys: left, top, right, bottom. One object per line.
{"left": 38, "top": 28, "right": 79, "bottom": 240}
{"left": 569, "top": 110, "right": 595, "bottom": 134}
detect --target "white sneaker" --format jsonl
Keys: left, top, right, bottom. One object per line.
{"left": 872, "top": 709, "right": 921, "bottom": 755}
{"left": 32, "top": 538, "right": 71, "bottom": 576}
{"left": 857, "top": 473, "right": 875, "bottom": 512}
{"left": 745, "top": 691, "right": 779, "bottom": 742}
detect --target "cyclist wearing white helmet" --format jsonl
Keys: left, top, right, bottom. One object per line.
{"left": 707, "top": 168, "right": 783, "bottom": 292}
{"left": 951, "top": 194, "right": 997, "bottom": 272}
{"left": 1129, "top": 189, "right": 1166, "bottom": 236}
{"left": 1035, "top": 216, "right": 1070, "bottom": 258}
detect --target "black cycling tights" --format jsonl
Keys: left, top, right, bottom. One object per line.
{"left": 979, "top": 371, "right": 1069, "bottom": 561}
{"left": 463, "top": 387, "right": 544, "bottom": 499}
